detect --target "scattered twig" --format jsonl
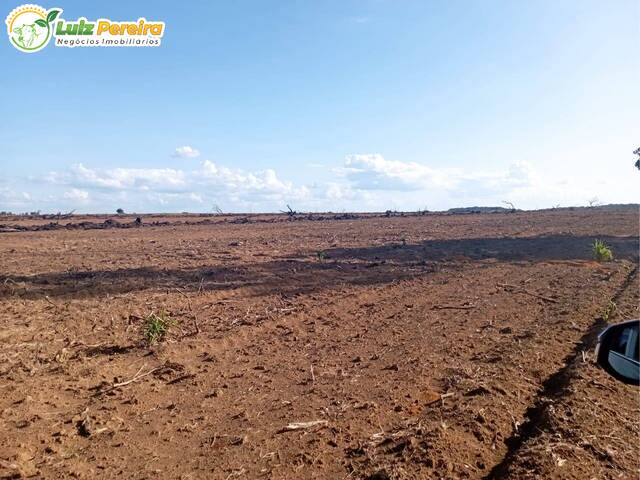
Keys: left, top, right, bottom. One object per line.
{"left": 588, "top": 379, "right": 616, "bottom": 392}
{"left": 166, "top": 373, "right": 196, "bottom": 385}
{"left": 225, "top": 468, "right": 247, "bottom": 480}
{"left": 277, "top": 420, "right": 328, "bottom": 433}
{"left": 44, "top": 295, "right": 59, "bottom": 308}
{"left": 432, "top": 304, "right": 476, "bottom": 310}
{"left": 193, "top": 314, "right": 200, "bottom": 335}
{"left": 175, "top": 287, "right": 193, "bottom": 311}
{"left": 423, "top": 391, "right": 455, "bottom": 406}
{"left": 440, "top": 392, "right": 455, "bottom": 400}
{"left": 96, "top": 364, "right": 163, "bottom": 394}
{"left": 174, "top": 288, "right": 201, "bottom": 336}
{"left": 497, "top": 283, "right": 558, "bottom": 303}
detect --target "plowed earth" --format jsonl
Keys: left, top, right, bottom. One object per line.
{"left": 0, "top": 208, "right": 638, "bottom": 479}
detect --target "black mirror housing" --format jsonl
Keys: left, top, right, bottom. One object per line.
{"left": 595, "top": 319, "right": 640, "bottom": 385}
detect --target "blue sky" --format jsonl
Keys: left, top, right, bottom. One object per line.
{"left": 1, "top": 0, "right": 638, "bottom": 213}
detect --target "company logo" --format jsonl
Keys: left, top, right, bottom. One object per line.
{"left": 6, "top": 4, "right": 165, "bottom": 53}
{"left": 5, "top": 4, "right": 60, "bottom": 52}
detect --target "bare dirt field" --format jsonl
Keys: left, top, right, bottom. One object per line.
{"left": 0, "top": 207, "right": 638, "bottom": 479}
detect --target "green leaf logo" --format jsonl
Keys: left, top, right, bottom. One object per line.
{"left": 46, "top": 9, "right": 60, "bottom": 23}
{"left": 6, "top": 5, "right": 64, "bottom": 53}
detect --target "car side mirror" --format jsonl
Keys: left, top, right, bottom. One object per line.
{"left": 595, "top": 320, "right": 640, "bottom": 385}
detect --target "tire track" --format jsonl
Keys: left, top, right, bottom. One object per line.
{"left": 484, "top": 265, "right": 638, "bottom": 479}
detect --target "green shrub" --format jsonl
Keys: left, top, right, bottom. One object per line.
{"left": 592, "top": 239, "right": 613, "bottom": 262}
{"left": 144, "top": 311, "right": 176, "bottom": 344}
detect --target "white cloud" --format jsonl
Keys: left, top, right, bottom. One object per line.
{"left": 341, "top": 154, "right": 536, "bottom": 195}
{"left": 342, "top": 154, "right": 458, "bottom": 190}
{"left": 189, "top": 192, "right": 203, "bottom": 203}
{"left": 197, "top": 160, "right": 310, "bottom": 199}
{"left": 172, "top": 146, "right": 200, "bottom": 158}
{"left": 334, "top": 154, "right": 595, "bottom": 210}
{"left": 63, "top": 188, "right": 89, "bottom": 202}
{"left": 48, "top": 161, "right": 309, "bottom": 198}
{"left": 28, "top": 152, "right": 637, "bottom": 213}
{"left": 38, "top": 154, "right": 550, "bottom": 212}
{"left": 43, "top": 159, "right": 311, "bottom": 212}
{"left": 55, "top": 163, "right": 188, "bottom": 191}
{"left": 0, "top": 187, "right": 32, "bottom": 208}
{"left": 324, "top": 182, "right": 357, "bottom": 201}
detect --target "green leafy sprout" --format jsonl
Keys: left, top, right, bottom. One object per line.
{"left": 144, "top": 311, "right": 176, "bottom": 344}
{"left": 35, "top": 9, "right": 60, "bottom": 28}
{"left": 592, "top": 239, "right": 613, "bottom": 262}
{"left": 602, "top": 300, "right": 617, "bottom": 322}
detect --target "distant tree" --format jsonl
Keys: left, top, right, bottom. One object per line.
{"left": 116, "top": 208, "right": 125, "bottom": 214}
{"left": 587, "top": 197, "right": 600, "bottom": 208}
{"left": 634, "top": 147, "right": 640, "bottom": 170}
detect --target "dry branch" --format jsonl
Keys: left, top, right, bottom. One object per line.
{"left": 432, "top": 304, "right": 476, "bottom": 310}
{"left": 44, "top": 295, "right": 59, "bottom": 308}
{"left": 95, "top": 364, "right": 163, "bottom": 395}
{"left": 277, "top": 420, "right": 328, "bottom": 433}
{"left": 497, "top": 283, "right": 558, "bottom": 303}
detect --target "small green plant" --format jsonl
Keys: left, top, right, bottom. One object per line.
{"left": 144, "top": 311, "right": 176, "bottom": 344}
{"left": 592, "top": 239, "right": 613, "bottom": 262}
{"left": 602, "top": 300, "right": 617, "bottom": 321}
{"left": 316, "top": 251, "right": 327, "bottom": 262}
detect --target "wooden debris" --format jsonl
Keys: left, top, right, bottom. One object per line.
{"left": 277, "top": 420, "right": 328, "bottom": 433}
{"left": 166, "top": 373, "right": 196, "bottom": 385}
{"left": 497, "top": 283, "right": 558, "bottom": 303}
{"left": 94, "top": 364, "right": 164, "bottom": 395}
{"left": 432, "top": 304, "right": 476, "bottom": 310}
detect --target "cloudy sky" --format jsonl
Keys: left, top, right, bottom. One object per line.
{"left": 1, "top": 0, "right": 638, "bottom": 213}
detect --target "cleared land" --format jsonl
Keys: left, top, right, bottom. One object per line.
{"left": 0, "top": 207, "right": 638, "bottom": 479}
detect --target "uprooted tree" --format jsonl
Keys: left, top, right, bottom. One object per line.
{"left": 281, "top": 205, "right": 297, "bottom": 217}
{"left": 502, "top": 201, "right": 516, "bottom": 212}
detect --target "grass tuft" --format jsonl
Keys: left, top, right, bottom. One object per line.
{"left": 144, "top": 311, "right": 176, "bottom": 344}
{"left": 602, "top": 300, "right": 617, "bottom": 322}
{"left": 592, "top": 239, "right": 613, "bottom": 262}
